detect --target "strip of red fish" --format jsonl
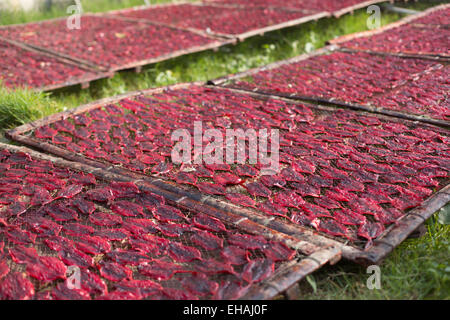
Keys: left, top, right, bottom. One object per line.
{"left": 0, "top": 39, "right": 103, "bottom": 90}
{"left": 115, "top": 3, "right": 315, "bottom": 36}
{"left": 0, "top": 16, "right": 217, "bottom": 70}
{"left": 223, "top": 52, "right": 449, "bottom": 121}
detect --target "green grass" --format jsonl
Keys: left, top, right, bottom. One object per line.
{"left": 0, "top": 0, "right": 448, "bottom": 300}
{"left": 0, "top": 83, "right": 64, "bottom": 131}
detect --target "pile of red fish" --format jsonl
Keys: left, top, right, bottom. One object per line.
{"left": 27, "top": 86, "right": 450, "bottom": 246}
{"left": 0, "top": 147, "right": 298, "bottom": 300}
{"left": 1, "top": 1, "right": 446, "bottom": 91}
{"left": 341, "top": 25, "right": 450, "bottom": 58}
{"left": 411, "top": 6, "right": 449, "bottom": 26}
{"left": 0, "top": 39, "right": 97, "bottom": 89}
{"left": 369, "top": 66, "right": 449, "bottom": 121}
{"left": 116, "top": 4, "right": 232, "bottom": 26}
{"left": 116, "top": 4, "right": 313, "bottom": 36}
{"left": 2, "top": 2, "right": 449, "bottom": 301}
{"left": 224, "top": 51, "right": 449, "bottom": 121}
{"left": 0, "top": 16, "right": 216, "bottom": 70}
{"left": 205, "top": 0, "right": 379, "bottom": 13}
